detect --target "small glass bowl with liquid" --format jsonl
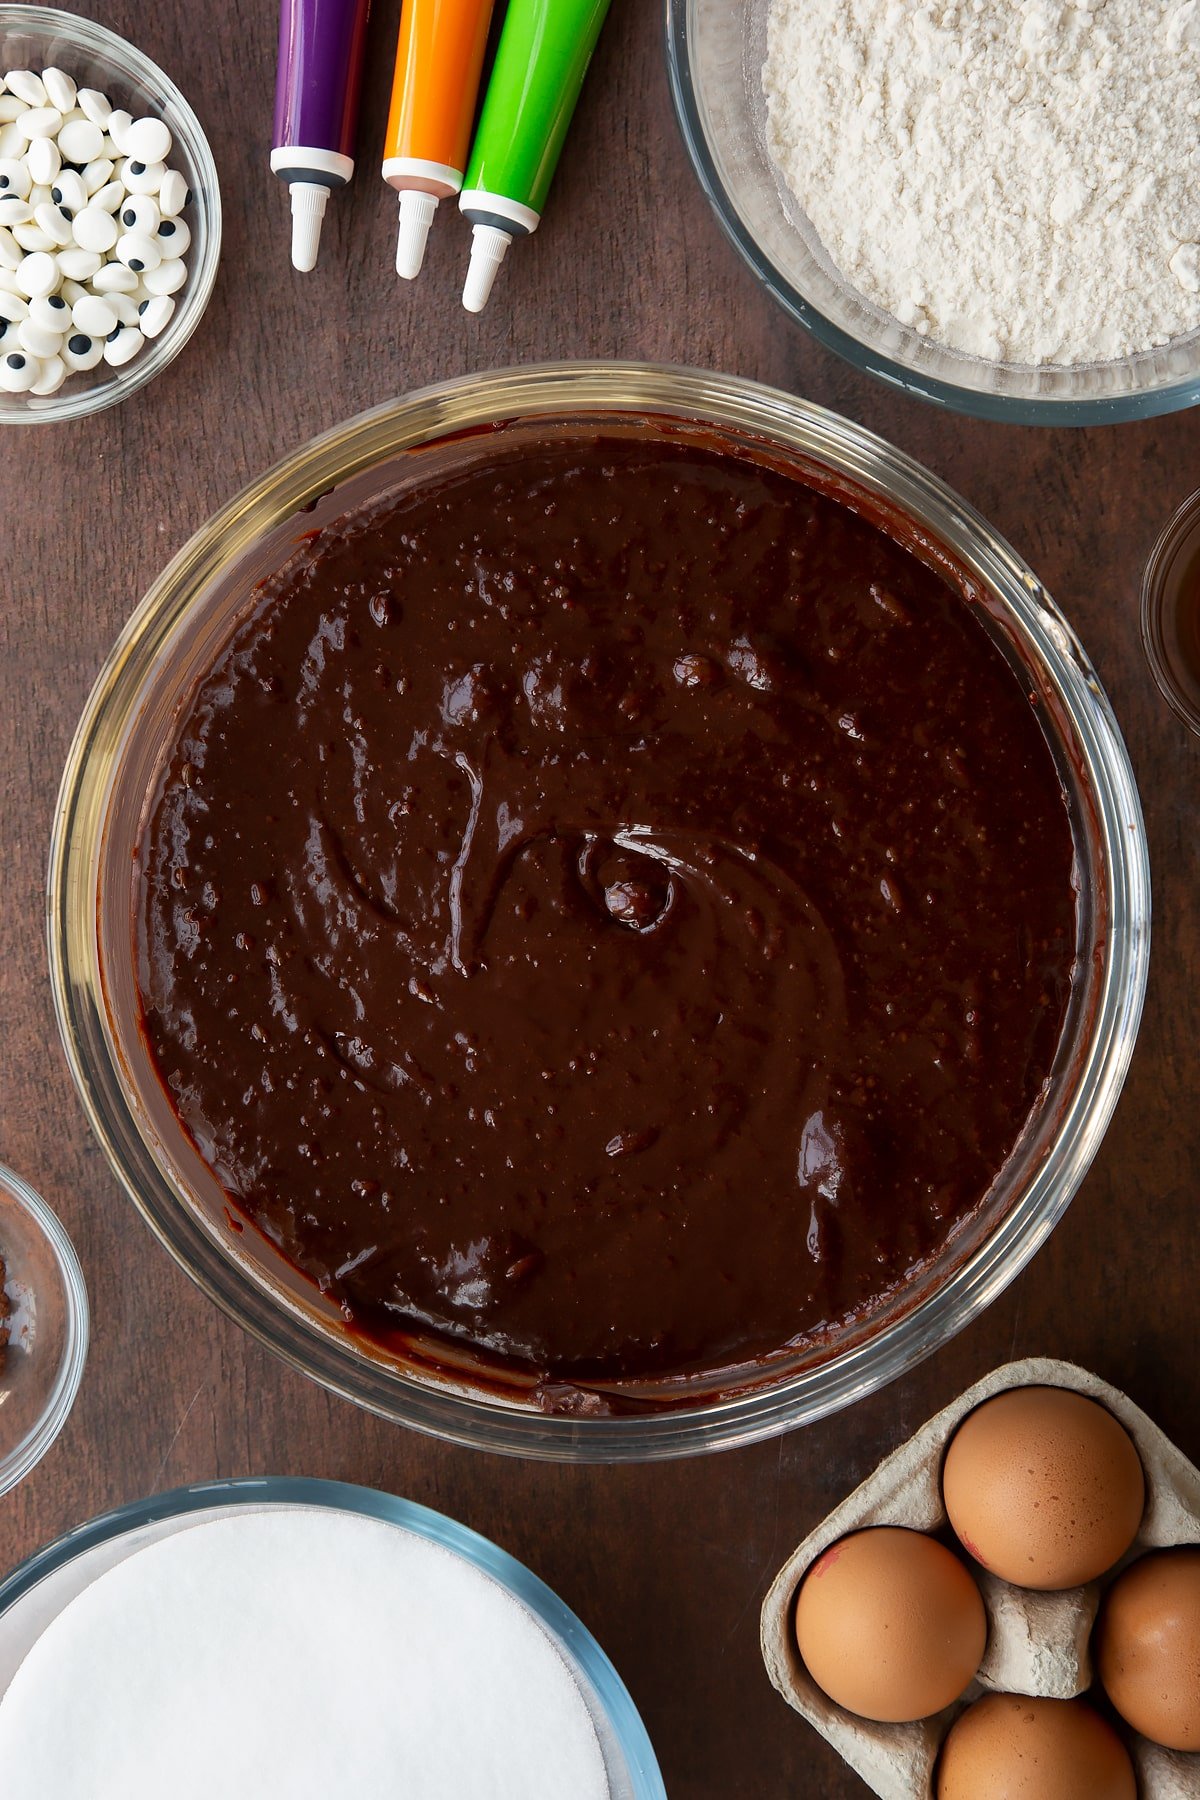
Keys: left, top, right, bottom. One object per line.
{"left": 0, "top": 1164, "right": 89, "bottom": 1497}
{"left": 1142, "top": 491, "right": 1200, "bottom": 735}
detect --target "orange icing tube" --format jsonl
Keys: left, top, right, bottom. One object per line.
{"left": 382, "top": 0, "right": 496, "bottom": 279}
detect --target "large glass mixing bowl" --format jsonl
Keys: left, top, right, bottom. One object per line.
{"left": 665, "top": 0, "right": 1200, "bottom": 423}
{"left": 48, "top": 364, "right": 1151, "bottom": 1459}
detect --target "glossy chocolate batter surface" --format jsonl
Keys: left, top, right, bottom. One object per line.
{"left": 136, "top": 426, "right": 1077, "bottom": 1394}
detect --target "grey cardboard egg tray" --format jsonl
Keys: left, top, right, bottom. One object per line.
{"left": 760, "top": 1357, "right": 1200, "bottom": 1798}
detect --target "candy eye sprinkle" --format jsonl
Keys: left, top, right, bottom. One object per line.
{"left": 0, "top": 347, "right": 37, "bottom": 392}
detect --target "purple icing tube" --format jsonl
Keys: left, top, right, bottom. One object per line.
{"left": 271, "top": 0, "right": 372, "bottom": 271}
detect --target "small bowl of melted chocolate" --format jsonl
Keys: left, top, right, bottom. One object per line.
{"left": 49, "top": 366, "right": 1150, "bottom": 1458}
{"left": 0, "top": 1165, "right": 89, "bottom": 1496}
{"left": 1142, "top": 488, "right": 1200, "bottom": 736}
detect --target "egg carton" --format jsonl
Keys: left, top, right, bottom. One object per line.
{"left": 760, "top": 1357, "right": 1200, "bottom": 1798}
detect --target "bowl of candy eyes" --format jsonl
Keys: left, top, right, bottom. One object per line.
{"left": 0, "top": 6, "right": 220, "bottom": 422}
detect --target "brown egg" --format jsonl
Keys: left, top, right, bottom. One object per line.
{"left": 1097, "top": 1545, "right": 1200, "bottom": 1750}
{"left": 793, "top": 1526, "right": 986, "bottom": 1723}
{"left": 937, "top": 1695, "right": 1137, "bottom": 1799}
{"left": 942, "top": 1386, "right": 1144, "bottom": 1589}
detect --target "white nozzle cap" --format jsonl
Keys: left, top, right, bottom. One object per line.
{"left": 289, "top": 181, "right": 329, "bottom": 272}
{"left": 396, "top": 189, "right": 439, "bottom": 279}
{"left": 463, "top": 222, "right": 513, "bottom": 314}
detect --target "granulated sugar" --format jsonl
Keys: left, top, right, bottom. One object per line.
{"left": 763, "top": 0, "right": 1200, "bottom": 366}
{"left": 0, "top": 1508, "right": 611, "bottom": 1799}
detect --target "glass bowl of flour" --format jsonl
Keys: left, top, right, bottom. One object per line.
{"left": 666, "top": 0, "right": 1200, "bottom": 422}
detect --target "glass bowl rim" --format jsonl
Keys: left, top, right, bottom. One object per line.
{"left": 0, "top": 1473, "right": 667, "bottom": 1798}
{"left": 0, "top": 3, "right": 222, "bottom": 425}
{"left": 46, "top": 359, "right": 1151, "bottom": 1461}
{"left": 0, "top": 1161, "right": 90, "bottom": 1498}
{"left": 663, "top": 0, "right": 1200, "bottom": 426}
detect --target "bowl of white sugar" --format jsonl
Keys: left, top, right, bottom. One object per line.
{"left": 666, "top": 0, "right": 1200, "bottom": 422}
{"left": 0, "top": 1479, "right": 666, "bottom": 1799}
{"left": 0, "top": 6, "right": 220, "bottom": 422}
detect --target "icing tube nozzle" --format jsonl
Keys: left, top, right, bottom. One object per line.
{"left": 397, "top": 190, "right": 440, "bottom": 279}
{"left": 272, "top": 0, "right": 371, "bottom": 274}
{"left": 382, "top": 0, "right": 496, "bottom": 281}
{"left": 289, "top": 181, "right": 329, "bottom": 273}
{"left": 463, "top": 223, "right": 513, "bottom": 313}
{"left": 458, "top": 0, "right": 612, "bottom": 313}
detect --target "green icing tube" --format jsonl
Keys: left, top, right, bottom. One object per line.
{"left": 460, "top": 0, "right": 613, "bottom": 311}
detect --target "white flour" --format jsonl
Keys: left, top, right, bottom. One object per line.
{"left": 763, "top": 0, "right": 1200, "bottom": 366}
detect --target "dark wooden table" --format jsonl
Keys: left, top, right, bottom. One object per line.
{"left": 1, "top": 4, "right": 1196, "bottom": 1794}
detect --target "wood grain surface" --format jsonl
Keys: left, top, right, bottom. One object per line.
{"left": 1, "top": 4, "right": 1197, "bottom": 1795}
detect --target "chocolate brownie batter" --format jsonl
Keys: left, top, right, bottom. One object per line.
{"left": 136, "top": 425, "right": 1077, "bottom": 1396}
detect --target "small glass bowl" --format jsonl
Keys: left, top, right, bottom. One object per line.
{"left": 0, "top": 1478, "right": 666, "bottom": 1798}
{"left": 0, "top": 5, "right": 221, "bottom": 423}
{"left": 0, "top": 1163, "right": 89, "bottom": 1498}
{"left": 1141, "top": 489, "right": 1200, "bottom": 736}
{"left": 665, "top": 0, "right": 1200, "bottom": 424}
